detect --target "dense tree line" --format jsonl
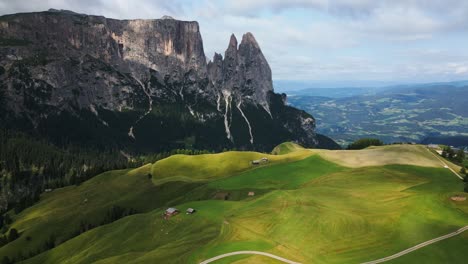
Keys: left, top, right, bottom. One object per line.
{"left": 0, "top": 130, "right": 132, "bottom": 215}
{"left": 136, "top": 148, "right": 214, "bottom": 165}
{"left": 347, "top": 138, "right": 384, "bottom": 150}
{"left": 0, "top": 130, "right": 216, "bottom": 216}
{"left": 441, "top": 146, "right": 466, "bottom": 164}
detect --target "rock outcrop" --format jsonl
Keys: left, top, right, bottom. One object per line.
{"left": 0, "top": 9, "right": 321, "bottom": 152}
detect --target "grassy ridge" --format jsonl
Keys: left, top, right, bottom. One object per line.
{"left": 151, "top": 149, "right": 312, "bottom": 183}
{"left": 2, "top": 144, "right": 467, "bottom": 263}
{"left": 271, "top": 142, "right": 304, "bottom": 155}
{"left": 309, "top": 144, "right": 453, "bottom": 168}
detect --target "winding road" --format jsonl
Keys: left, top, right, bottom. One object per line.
{"left": 198, "top": 226, "right": 468, "bottom": 264}
{"left": 361, "top": 225, "right": 468, "bottom": 264}
{"left": 199, "top": 251, "right": 301, "bottom": 264}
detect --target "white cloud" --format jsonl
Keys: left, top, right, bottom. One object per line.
{"left": 1, "top": 0, "right": 468, "bottom": 82}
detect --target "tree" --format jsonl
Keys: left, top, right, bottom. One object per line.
{"left": 461, "top": 167, "right": 466, "bottom": 176}
{"left": 7, "top": 228, "right": 19, "bottom": 242}
{"left": 44, "top": 235, "right": 55, "bottom": 250}
{"left": 347, "top": 138, "right": 384, "bottom": 150}
{"left": 456, "top": 149, "right": 465, "bottom": 163}
{"left": 1, "top": 256, "right": 11, "bottom": 264}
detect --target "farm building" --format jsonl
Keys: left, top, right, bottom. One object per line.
{"left": 165, "top": 208, "right": 179, "bottom": 217}
{"left": 186, "top": 208, "right": 196, "bottom": 214}
{"left": 251, "top": 157, "right": 269, "bottom": 165}
{"left": 248, "top": 192, "right": 255, "bottom": 196}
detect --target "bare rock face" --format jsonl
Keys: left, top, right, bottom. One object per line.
{"left": 208, "top": 33, "right": 273, "bottom": 115}
{"left": 0, "top": 9, "right": 320, "bottom": 151}
{"left": 0, "top": 10, "right": 207, "bottom": 115}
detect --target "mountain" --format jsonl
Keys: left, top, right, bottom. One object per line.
{"left": 0, "top": 9, "right": 333, "bottom": 153}
{"left": 288, "top": 83, "right": 468, "bottom": 146}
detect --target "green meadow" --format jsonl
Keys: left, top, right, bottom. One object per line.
{"left": 1, "top": 144, "right": 467, "bottom": 263}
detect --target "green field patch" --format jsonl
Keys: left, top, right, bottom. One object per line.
{"left": 208, "top": 155, "right": 343, "bottom": 190}
{"left": 151, "top": 150, "right": 312, "bottom": 183}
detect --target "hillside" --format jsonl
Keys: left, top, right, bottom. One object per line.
{"left": 288, "top": 83, "right": 468, "bottom": 146}
{"left": 1, "top": 144, "right": 466, "bottom": 263}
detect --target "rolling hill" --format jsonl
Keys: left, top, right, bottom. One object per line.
{"left": 0, "top": 144, "right": 467, "bottom": 263}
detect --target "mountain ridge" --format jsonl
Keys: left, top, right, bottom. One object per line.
{"left": 0, "top": 9, "right": 336, "bottom": 152}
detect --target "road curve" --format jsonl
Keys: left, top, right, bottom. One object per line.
{"left": 361, "top": 225, "right": 468, "bottom": 264}
{"left": 199, "top": 251, "right": 302, "bottom": 264}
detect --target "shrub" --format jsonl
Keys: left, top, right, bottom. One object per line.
{"left": 347, "top": 138, "right": 384, "bottom": 150}
{"left": 7, "top": 228, "right": 19, "bottom": 242}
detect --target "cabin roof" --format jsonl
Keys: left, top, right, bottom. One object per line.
{"left": 166, "top": 207, "right": 178, "bottom": 214}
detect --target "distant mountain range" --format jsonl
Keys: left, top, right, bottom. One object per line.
{"left": 288, "top": 81, "right": 468, "bottom": 146}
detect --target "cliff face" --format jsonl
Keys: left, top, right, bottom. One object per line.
{"left": 0, "top": 10, "right": 206, "bottom": 114}
{"left": 208, "top": 33, "right": 273, "bottom": 116}
{"left": 0, "top": 9, "right": 320, "bottom": 152}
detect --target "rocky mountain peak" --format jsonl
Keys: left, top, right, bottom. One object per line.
{"left": 228, "top": 34, "right": 238, "bottom": 49}
{"left": 161, "top": 15, "right": 175, "bottom": 20}
{"left": 240, "top": 32, "right": 259, "bottom": 49}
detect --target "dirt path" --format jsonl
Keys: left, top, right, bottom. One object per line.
{"left": 361, "top": 225, "right": 468, "bottom": 264}
{"left": 199, "top": 251, "right": 301, "bottom": 264}
{"left": 425, "top": 148, "right": 463, "bottom": 180}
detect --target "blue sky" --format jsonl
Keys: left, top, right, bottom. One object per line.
{"left": 1, "top": 0, "right": 468, "bottom": 86}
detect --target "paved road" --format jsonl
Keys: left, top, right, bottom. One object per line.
{"left": 199, "top": 251, "right": 302, "bottom": 264}
{"left": 361, "top": 225, "right": 468, "bottom": 264}
{"left": 200, "top": 226, "right": 468, "bottom": 264}
{"left": 426, "top": 148, "right": 463, "bottom": 180}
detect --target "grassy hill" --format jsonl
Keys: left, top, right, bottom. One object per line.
{"left": 1, "top": 144, "right": 467, "bottom": 263}
{"left": 271, "top": 142, "right": 304, "bottom": 155}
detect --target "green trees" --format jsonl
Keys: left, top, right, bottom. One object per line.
{"left": 456, "top": 149, "right": 465, "bottom": 163}
{"left": 441, "top": 146, "right": 466, "bottom": 165}
{"left": 347, "top": 138, "right": 384, "bottom": 150}
{"left": 0, "top": 129, "right": 130, "bottom": 215}
{"left": 463, "top": 168, "right": 468, "bottom": 193}
{"left": 442, "top": 146, "right": 457, "bottom": 159}
{"left": 7, "top": 228, "right": 19, "bottom": 242}
{"left": 1, "top": 256, "right": 11, "bottom": 264}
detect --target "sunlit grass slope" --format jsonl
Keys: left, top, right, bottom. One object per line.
{"left": 0, "top": 164, "right": 207, "bottom": 259}
{"left": 151, "top": 148, "right": 312, "bottom": 183}
{"left": 3, "top": 144, "right": 467, "bottom": 264}
{"left": 309, "top": 144, "right": 455, "bottom": 168}
{"left": 0, "top": 148, "right": 312, "bottom": 260}
{"left": 387, "top": 231, "right": 468, "bottom": 264}
{"left": 271, "top": 142, "right": 304, "bottom": 155}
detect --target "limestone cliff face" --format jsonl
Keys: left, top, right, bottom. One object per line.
{"left": 0, "top": 9, "right": 321, "bottom": 151}
{"left": 208, "top": 33, "right": 273, "bottom": 116}
{"left": 0, "top": 10, "right": 207, "bottom": 115}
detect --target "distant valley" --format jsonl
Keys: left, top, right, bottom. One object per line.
{"left": 288, "top": 82, "right": 468, "bottom": 146}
